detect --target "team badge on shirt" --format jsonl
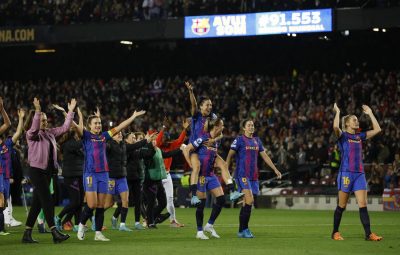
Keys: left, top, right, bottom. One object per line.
{"left": 194, "top": 138, "right": 203, "bottom": 148}
{"left": 0, "top": 144, "right": 8, "bottom": 154}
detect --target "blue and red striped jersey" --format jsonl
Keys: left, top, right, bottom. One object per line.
{"left": 189, "top": 111, "right": 217, "bottom": 143}
{"left": 83, "top": 130, "right": 113, "bottom": 173}
{"left": 192, "top": 133, "right": 218, "bottom": 177}
{"left": 338, "top": 132, "right": 367, "bottom": 173}
{"left": 231, "top": 135, "right": 264, "bottom": 180}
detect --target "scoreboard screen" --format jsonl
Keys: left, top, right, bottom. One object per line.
{"left": 184, "top": 9, "right": 332, "bottom": 38}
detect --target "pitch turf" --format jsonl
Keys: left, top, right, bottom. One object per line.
{"left": 1, "top": 207, "right": 399, "bottom": 255}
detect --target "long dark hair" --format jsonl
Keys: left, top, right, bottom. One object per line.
{"left": 199, "top": 96, "right": 211, "bottom": 107}
{"left": 241, "top": 118, "right": 254, "bottom": 129}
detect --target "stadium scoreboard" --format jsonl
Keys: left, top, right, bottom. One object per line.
{"left": 184, "top": 9, "right": 332, "bottom": 38}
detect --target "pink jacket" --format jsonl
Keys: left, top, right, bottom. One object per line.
{"left": 26, "top": 111, "right": 74, "bottom": 170}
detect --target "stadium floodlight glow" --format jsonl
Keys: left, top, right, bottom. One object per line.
{"left": 184, "top": 8, "right": 332, "bottom": 38}
{"left": 120, "top": 40, "right": 133, "bottom": 45}
{"left": 373, "top": 28, "right": 379, "bottom": 32}
{"left": 35, "top": 49, "right": 56, "bottom": 53}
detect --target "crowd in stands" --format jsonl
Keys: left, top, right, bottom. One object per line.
{"left": 1, "top": 0, "right": 399, "bottom": 26}
{"left": 1, "top": 68, "right": 399, "bottom": 195}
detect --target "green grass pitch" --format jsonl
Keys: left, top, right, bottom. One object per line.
{"left": 1, "top": 207, "right": 399, "bottom": 255}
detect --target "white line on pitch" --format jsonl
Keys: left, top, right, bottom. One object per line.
{"left": 213, "top": 223, "right": 398, "bottom": 227}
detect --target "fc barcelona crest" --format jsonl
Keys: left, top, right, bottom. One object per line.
{"left": 191, "top": 18, "right": 210, "bottom": 36}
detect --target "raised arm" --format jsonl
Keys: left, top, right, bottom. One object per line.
{"left": 52, "top": 103, "right": 80, "bottom": 130}
{"left": 12, "top": 109, "right": 25, "bottom": 143}
{"left": 333, "top": 103, "right": 342, "bottom": 138}
{"left": 155, "top": 130, "right": 164, "bottom": 147}
{"left": 126, "top": 139, "right": 147, "bottom": 152}
{"left": 162, "top": 148, "right": 182, "bottom": 158}
{"left": 52, "top": 104, "right": 68, "bottom": 118}
{"left": 185, "top": 81, "right": 197, "bottom": 116}
{"left": 49, "top": 99, "right": 77, "bottom": 138}
{"left": 260, "top": 151, "right": 282, "bottom": 179}
{"left": 155, "top": 117, "right": 168, "bottom": 147}
{"left": 75, "top": 107, "right": 84, "bottom": 137}
{"left": 112, "top": 110, "right": 146, "bottom": 136}
{"left": 23, "top": 109, "right": 35, "bottom": 132}
{"left": 127, "top": 132, "right": 157, "bottom": 152}
{"left": 26, "top": 98, "right": 41, "bottom": 140}
{"left": 168, "top": 119, "right": 189, "bottom": 149}
{"left": 0, "top": 97, "right": 11, "bottom": 135}
{"left": 363, "top": 105, "right": 382, "bottom": 139}
{"left": 170, "top": 129, "right": 187, "bottom": 148}
{"left": 94, "top": 107, "right": 101, "bottom": 118}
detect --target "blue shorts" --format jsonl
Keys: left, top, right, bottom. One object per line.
{"left": 108, "top": 177, "right": 129, "bottom": 195}
{"left": 337, "top": 172, "right": 367, "bottom": 193}
{"left": 83, "top": 172, "right": 109, "bottom": 194}
{"left": 2, "top": 178, "right": 10, "bottom": 199}
{"left": 236, "top": 177, "right": 259, "bottom": 195}
{"left": 0, "top": 175, "right": 4, "bottom": 196}
{"left": 197, "top": 175, "right": 221, "bottom": 193}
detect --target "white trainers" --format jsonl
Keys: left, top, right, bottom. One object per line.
{"left": 4, "top": 211, "right": 11, "bottom": 226}
{"left": 77, "top": 224, "right": 87, "bottom": 241}
{"left": 9, "top": 218, "right": 22, "bottom": 227}
{"left": 204, "top": 224, "right": 220, "bottom": 238}
{"left": 94, "top": 231, "right": 110, "bottom": 241}
{"left": 196, "top": 231, "right": 209, "bottom": 240}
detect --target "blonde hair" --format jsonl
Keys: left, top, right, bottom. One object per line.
{"left": 341, "top": 115, "right": 354, "bottom": 130}
{"left": 205, "top": 118, "right": 223, "bottom": 132}
{"left": 86, "top": 115, "right": 100, "bottom": 129}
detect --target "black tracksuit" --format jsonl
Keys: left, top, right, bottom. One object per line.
{"left": 126, "top": 141, "right": 152, "bottom": 222}
{"left": 142, "top": 146, "right": 182, "bottom": 225}
{"left": 58, "top": 137, "right": 84, "bottom": 225}
{"left": 107, "top": 139, "right": 150, "bottom": 223}
{"left": 107, "top": 139, "right": 148, "bottom": 179}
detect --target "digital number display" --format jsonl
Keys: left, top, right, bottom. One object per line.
{"left": 184, "top": 9, "right": 332, "bottom": 38}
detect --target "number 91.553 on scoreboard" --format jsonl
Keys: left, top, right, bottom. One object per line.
{"left": 256, "top": 9, "right": 331, "bottom": 34}
{"left": 184, "top": 9, "right": 332, "bottom": 38}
